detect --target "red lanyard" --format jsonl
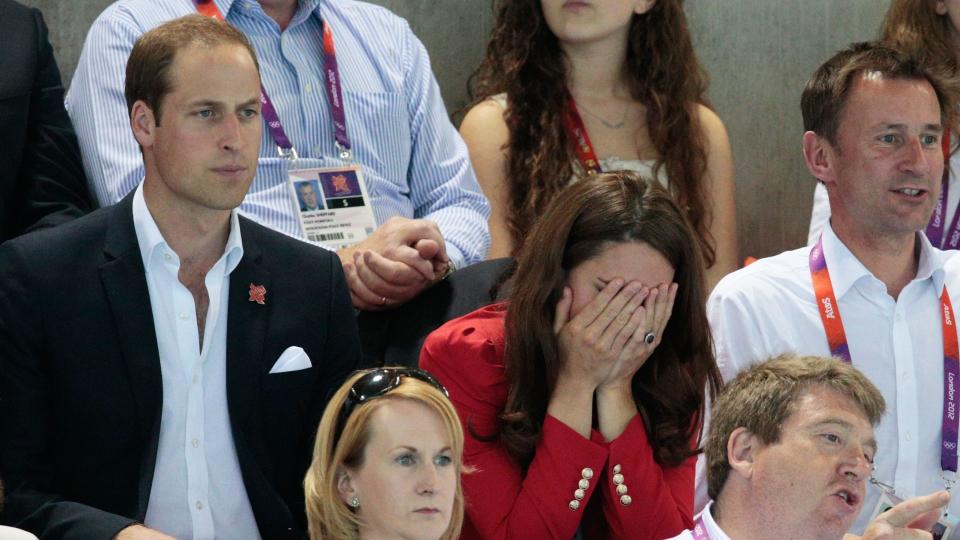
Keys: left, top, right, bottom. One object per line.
{"left": 194, "top": 0, "right": 221, "bottom": 18}
{"left": 562, "top": 97, "right": 603, "bottom": 175}
{"left": 809, "top": 234, "right": 960, "bottom": 473}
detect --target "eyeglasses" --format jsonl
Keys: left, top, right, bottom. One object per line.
{"left": 333, "top": 368, "right": 449, "bottom": 447}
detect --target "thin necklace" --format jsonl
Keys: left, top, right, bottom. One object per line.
{"left": 574, "top": 99, "right": 629, "bottom": 129}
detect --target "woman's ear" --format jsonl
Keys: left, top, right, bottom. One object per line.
{"left": 336, "top": 466, "right": 356, "bottom": 504}
{"left": 634, "top": 0, "right": 656, "bottom": 15}
{"left": 937, "top": 1, "right": 948, "bottom": 16}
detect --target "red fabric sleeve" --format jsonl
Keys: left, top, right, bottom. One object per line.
{"left": 420, "top": 307, "right": 608, "bottom": 539}
{"left": 595, "top": 415, "right": 696, "bottom": 539}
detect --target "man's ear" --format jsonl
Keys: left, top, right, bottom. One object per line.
{"left": 336, "top": 466, "right": 356, "bottom": 504}
{"left": 802, "top": 130, "right": 839, "bottom": 187}
{"left": 634, "top": 0, "right": 656, "bottom": 15}
{"left": 130, "top": 100, "right": 158, "bottom": 149}
{"left": 727, "top": 426, "right": 762, "bottom": 480}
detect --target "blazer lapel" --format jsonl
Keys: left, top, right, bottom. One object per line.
{"left": 98, "top": 193, "right": 162, "bottom": 519}
{"left": 226, "top": 221, "right": 271, "bottom": 456}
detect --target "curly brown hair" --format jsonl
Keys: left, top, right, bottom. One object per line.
{"left": 465, "top": 0, "right": 716, "bottom": 266}
{"left": 881, "top": 0, "right": 959, "bottom": 77}
{"left": 499, "top": 172, "right": 722, "bottom": 469}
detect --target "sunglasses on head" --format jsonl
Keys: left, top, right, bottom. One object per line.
{"left": 333, "top": 367, "right": 449, "bottom": 447}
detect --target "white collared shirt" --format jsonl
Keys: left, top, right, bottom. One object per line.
{"left": 132, "top": 184, "right": 260, "bottom": 540}
{"left": 702, "top": 224, "right": 960, "bottom": 537}
{"left": 666, "top": 502, "right": 730, "bottom": 540}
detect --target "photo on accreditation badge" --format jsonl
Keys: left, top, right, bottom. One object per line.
{"left": 318, "top": 169, "right": 365, "bottom": 209}
{"left": 295, "top": 179, "right": 324, "bottom": 213}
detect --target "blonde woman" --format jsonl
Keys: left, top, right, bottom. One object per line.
{"left": 305, "top": 368, "right": 465, "bottom": 540}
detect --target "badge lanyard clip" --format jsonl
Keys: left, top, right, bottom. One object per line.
{"left": 336, "top": 142, "right": 352, "bottom": 162}
{"left": 277, "top": 145, "right": 299, "bottom": 161}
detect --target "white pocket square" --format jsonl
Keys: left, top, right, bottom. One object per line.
{"left": 269, "top": 346, "right": 312, "bottom": 374}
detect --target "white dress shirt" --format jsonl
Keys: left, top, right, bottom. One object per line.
{"left": 702, "top": 223, "right": 960, "bottom": 537}
{"left": 132, "top": 184, "right": 261, "bottom": 539}
{"left": 666, "top": 502, "right": 730, "bottom": 540}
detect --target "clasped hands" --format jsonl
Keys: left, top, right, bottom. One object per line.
{"left": 554, "top": 278, "right": 678, "bottom": 393}
{"left": 338, "top": 216, "right": 450, "bottom": 311}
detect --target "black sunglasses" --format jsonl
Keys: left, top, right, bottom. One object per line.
{"left": 333, "top": 368, "right": 449, "bottom": 447}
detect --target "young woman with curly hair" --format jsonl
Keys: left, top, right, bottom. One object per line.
{"left": 460, "top": 0, "right": 736, "bottom": 290}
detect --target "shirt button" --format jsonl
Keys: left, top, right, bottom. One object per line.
{"left": 313, "top": 145, "right": 323, "bottom": 155}
{"left": 196, "top": 501, "right": 204, "bottom": 511}
{"left": 905, "top": 432, "right": 912, "bottom": 441}
{"left": 192, "top": 438, "right": 200, "bottom": 448}
{"left": 163, "top": 252, "right": 172, "bottom": 261}
{"left": 179, "top": 312, "right": 189, "bottom": 321}
{"left": 193, "top": 374, "right": 199, "bottom": 384}
{"left": 304, "top": 84, "right": 313, "bottom": 93}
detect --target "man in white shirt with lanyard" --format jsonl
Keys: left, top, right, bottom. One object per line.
{"left": 671, "top": 354, "right": 949, "bottom": 540}
{"left": 67, "top": 0, "right": 491, "bottom": 311}
{"left": 705, "top": 41, "right": 960, "bottom": 536}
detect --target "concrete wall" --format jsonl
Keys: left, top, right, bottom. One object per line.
{"left": 22, "top": 0, "right": 886, "bottom": 259}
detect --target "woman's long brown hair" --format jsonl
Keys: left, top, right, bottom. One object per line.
{"left": 465, "top": 0, "right": 716, "bottom": 266}
{"left": 499, "top": 172, "right": 722, "bottom": 469}
{"left": 881, "top": 0, "right": 959, "bottom": 75}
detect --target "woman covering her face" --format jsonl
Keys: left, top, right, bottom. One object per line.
{"left": 420, "top": 171, "right": 723, "bottom": 539}
{"left": 460, "top": 0, "right": 737, "bottom": 290}
{"left": 304, "top": 368, "right": 465, "bottom": 540}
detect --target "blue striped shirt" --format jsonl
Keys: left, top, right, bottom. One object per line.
{"left": 66, "top": 0, "right": 490, "bottom": 266}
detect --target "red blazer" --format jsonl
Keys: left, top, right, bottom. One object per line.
{"left": 420, "top": 304, "right": 695, "bottom": 540}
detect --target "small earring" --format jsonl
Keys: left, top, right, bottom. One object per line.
{"left": 348, "top": 495, "right": 360, "bottom": 508}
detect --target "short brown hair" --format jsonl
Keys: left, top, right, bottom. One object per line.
{"left": 705, "top": 354, "right": 885, "bottom": 500}
{"left": 801, "top": 41, "right": 958, "bottom": 146}
{"left": 125, "top": 14, "right": 259, "bottom": 123}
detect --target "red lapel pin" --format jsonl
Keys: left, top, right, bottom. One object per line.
{"left": 249, "top": 283, "right": 266, "bottom": 305}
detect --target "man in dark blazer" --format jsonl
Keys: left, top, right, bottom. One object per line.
{"left": 0, "top": 0, "right": 94, "bottom": 241}
{"left": 0, "top": 15, "right": 360, "bottom": 540}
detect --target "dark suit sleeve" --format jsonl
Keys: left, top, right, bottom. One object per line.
{"left": 17, "top": 8, "right": 94, "bottom": 235}
{"left": 0, "top": 241, "right": 135, "bottom": 539}
{"left": 304, "top": 252, "right": 361, "bottom": 455}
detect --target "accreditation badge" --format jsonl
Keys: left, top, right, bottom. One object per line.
{"left": 287, "top": 165, "right": 376, "bottom": 250}
{"left": 869, "top": 489, "right": 957, "bottom": 539}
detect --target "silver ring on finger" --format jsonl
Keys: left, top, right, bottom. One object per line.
{"left": 379, "top": 296, "right": 388, "bottom": 306}
{"left": 643, "top": 331, "right": 655, "bottom": 345}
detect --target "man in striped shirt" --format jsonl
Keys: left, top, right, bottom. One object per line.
{"left": 67, "top": 0, "right": 491, "bottom": 311}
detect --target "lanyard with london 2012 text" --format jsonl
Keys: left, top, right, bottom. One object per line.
{"left": 809, "top": 234, "right": 960, "bottom": 482}
{"left": 193, "top": 0, "right": 352, "bottom": 160}
{"left": 925, "top": 131, "right": 960, "bottom": 249}
{"left": 562, "top": 96, "right": 603, "bottom": 175}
